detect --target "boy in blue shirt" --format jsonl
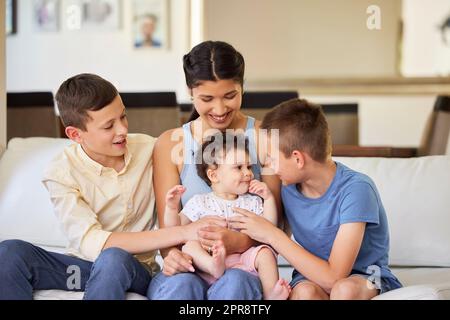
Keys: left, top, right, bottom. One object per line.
{"left": 229, "top": 98, "right": 402, "bottom": 299}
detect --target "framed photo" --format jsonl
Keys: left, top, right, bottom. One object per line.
{"left": 133, "top": 0, "right": 169, "bottom": 49}
{"left": 6, "top": 0, "right": 17, "bottom": 36}
{"left": 33, "top": 0, "right": 60, "bottom": 32}
{"left": 77, "top": 0, "right": 122, "bottom": 31}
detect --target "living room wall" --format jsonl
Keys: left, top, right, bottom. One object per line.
{"left": 6, "top": 0, "right": 191, "bottom": 102}
{"left": 204, "top": 0, "right": 402, "bottom": 80}
{"left": 0, "top": 1, "right": 6, "bottom": 153}
{"left": 203, "top": 0, "right": 441, "bottom": 148}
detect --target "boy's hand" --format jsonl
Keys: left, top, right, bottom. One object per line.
{"left": 166, "top": 185, "right": 186, "bottom": 210}
{"left": 249, "top": 179, "right": 273, "bottom": 200}
{"left": 229, "top": 208, "right": 280, "bottom": 244}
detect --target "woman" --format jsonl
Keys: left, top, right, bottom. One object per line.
{"left": 148, "top": 41, "right": 282, "bottom": 300}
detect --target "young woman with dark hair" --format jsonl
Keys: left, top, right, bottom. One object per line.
{"left": 148, "top": 41, "right": 282, "bottom": 300}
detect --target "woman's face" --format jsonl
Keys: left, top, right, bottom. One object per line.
{"left": 191, "top": 79, "right": 242, "bottom": 130}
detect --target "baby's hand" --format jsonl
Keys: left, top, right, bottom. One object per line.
{"left": 249, "top": 180, "right": 273, "bottom": 200}
{"left": 166, "top": 185, "right": 186, "bottom": 210}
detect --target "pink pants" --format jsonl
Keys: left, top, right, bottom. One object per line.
{"left": 199, "top": 245, "right": 277, "bottom": 285}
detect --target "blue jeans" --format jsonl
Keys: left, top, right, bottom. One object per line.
{"left": 0, "top": 240, "right": 152, "bottom": 300}
{"left": 148, "top": 269, "right": 262, "bottom": 300}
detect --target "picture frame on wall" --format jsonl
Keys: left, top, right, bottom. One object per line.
{"left": 133, "top": 0, "right": 170, "bottom": 49}
{"left": 63, "top": 0, "right": 122, "bottom": 31}
{"left": 80, "top": 0, "right": 122, "bottom": 31}
{"left": 33, "top": 0, "right": 60, "bottom": 32}
{"left": 6, "top": 0, "right": 18, "bottom": 36}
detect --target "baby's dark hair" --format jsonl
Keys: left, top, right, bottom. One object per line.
{"left": 196, "top": 131, "right": 250, "bottom": 186}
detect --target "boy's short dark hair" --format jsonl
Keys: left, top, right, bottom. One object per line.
{"left": 196, "top": 131, "right": 250, "bottom": 186}
{"left": 261, "top": 98, "right": 332, "bottom": 162}
{"left": 55, "top": 73, "right": 118, "bottom": 130}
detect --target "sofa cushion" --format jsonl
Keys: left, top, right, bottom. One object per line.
{"left": 335, "top": 156, "right": 450, "bottom": 267}
{"left": 376, "top": 267, "right": 450, "bottom": 300}
{"left": 391, "top": 267, "right": 450, "bottom": 287}
{"left": 373, "top": 282, "right": 450, "bottom": 300}
{"left": 0, "top": 138, "right": 72, "bottom": 247}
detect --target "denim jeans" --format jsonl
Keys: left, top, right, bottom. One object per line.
{"left": 0, "top": 239, "right": 152, "bottom": 300}
{"left": 148, "top": 268, "right": 263, "bottom": 300}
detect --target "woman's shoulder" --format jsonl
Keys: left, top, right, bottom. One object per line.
{"left": 253, "top": 119, "right": 262, "bottom": 130}
{"left": 154, "top": 127, "right": 184, "bottom": 150}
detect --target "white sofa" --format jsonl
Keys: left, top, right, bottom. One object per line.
{"left": 1, "top": 137, "right": 450, "bottom": 300}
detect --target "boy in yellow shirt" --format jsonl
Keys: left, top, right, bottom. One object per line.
{"left": 0, "top": 74, "right": 224, "bottom": 300}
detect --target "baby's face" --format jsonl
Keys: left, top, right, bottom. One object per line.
{"left": 214, "top": 149, "right": 253, "bottom": 195}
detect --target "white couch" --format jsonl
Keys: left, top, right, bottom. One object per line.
{"left": 1, "top": 137, "right": 450, "bottom": 300}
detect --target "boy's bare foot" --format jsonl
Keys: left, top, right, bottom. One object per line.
{"left": 265, "top": 279, "right": 292, "bottom": 300}
{"left": 209, "top": 242, "right": 226, "bottom": 279}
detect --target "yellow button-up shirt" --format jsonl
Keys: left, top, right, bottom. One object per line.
{"left": 42, "top": 134, "right": 159, "bottom": 273}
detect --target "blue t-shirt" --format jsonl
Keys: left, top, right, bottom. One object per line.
{"left": 282, "top": 162, "right": 397, "bottom": 281}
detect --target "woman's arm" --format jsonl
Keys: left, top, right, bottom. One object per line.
{"left": 152, "top": 128, "right": 200, "bottom": 275}
{"left": 229, "top": 209, "right": 366, "bottom": 292}
{"left": 153, "top": 129, "right": 184, "bottom": 255}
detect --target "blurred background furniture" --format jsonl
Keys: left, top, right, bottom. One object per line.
{"left": 241, "top": 91, "right": 299, "bottom": 120}
{"left": 332, "top": 145, "right": 418, "bottom": 157}
{"left": 178, "top": 103, "right": 194, "bottom": 125}
{"left": 418, "top": 95, "right": 450, "bottom": 156}
{"left": 120, "top": 92, "right": 178, "bottom": 138}
{"left": 333, "top": 95, "right": 449, "bottom": 157}
{"left": 12, "top": 91, "right": 447, "bottom": 159}
{"left": 7, "top": 92, "right": 58, "bottom": 142}
{"left": 322, "top": 103, "right": 359, "bottom": 145}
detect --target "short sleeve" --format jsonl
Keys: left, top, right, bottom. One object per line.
{"left": 339, "top": 182, "right": 380, "bottom": 225}
{"left": 254, "top": 196, "right": 264, "bottom": 216}
{"left": 181, "top": 195, "right": 202, "bottom": 222}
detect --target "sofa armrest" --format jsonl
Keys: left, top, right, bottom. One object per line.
{"left": 373, "top": 282, "right": 450, "bottom": 300}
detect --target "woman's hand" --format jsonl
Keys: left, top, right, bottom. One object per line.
{"left": 228, "top": 207, "right": 280, "bottom": 244}
{"left": 197, "top": 225, "right": 232, "bottom": 253}
{"left": 249, "top": 179, "right": 273, "bottom": 200}
{"left": 184, "top": 216, "right": 227, "bottom": 242}
{"left": 197, "top": 224, "right": 258, "bottom": 254}
{"left": 162, "top": 247, "right": 195, "bottom": 276}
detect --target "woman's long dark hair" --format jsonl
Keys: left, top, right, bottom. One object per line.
{"left": 183, "top": 41, "right": 245, "bottom": 122}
